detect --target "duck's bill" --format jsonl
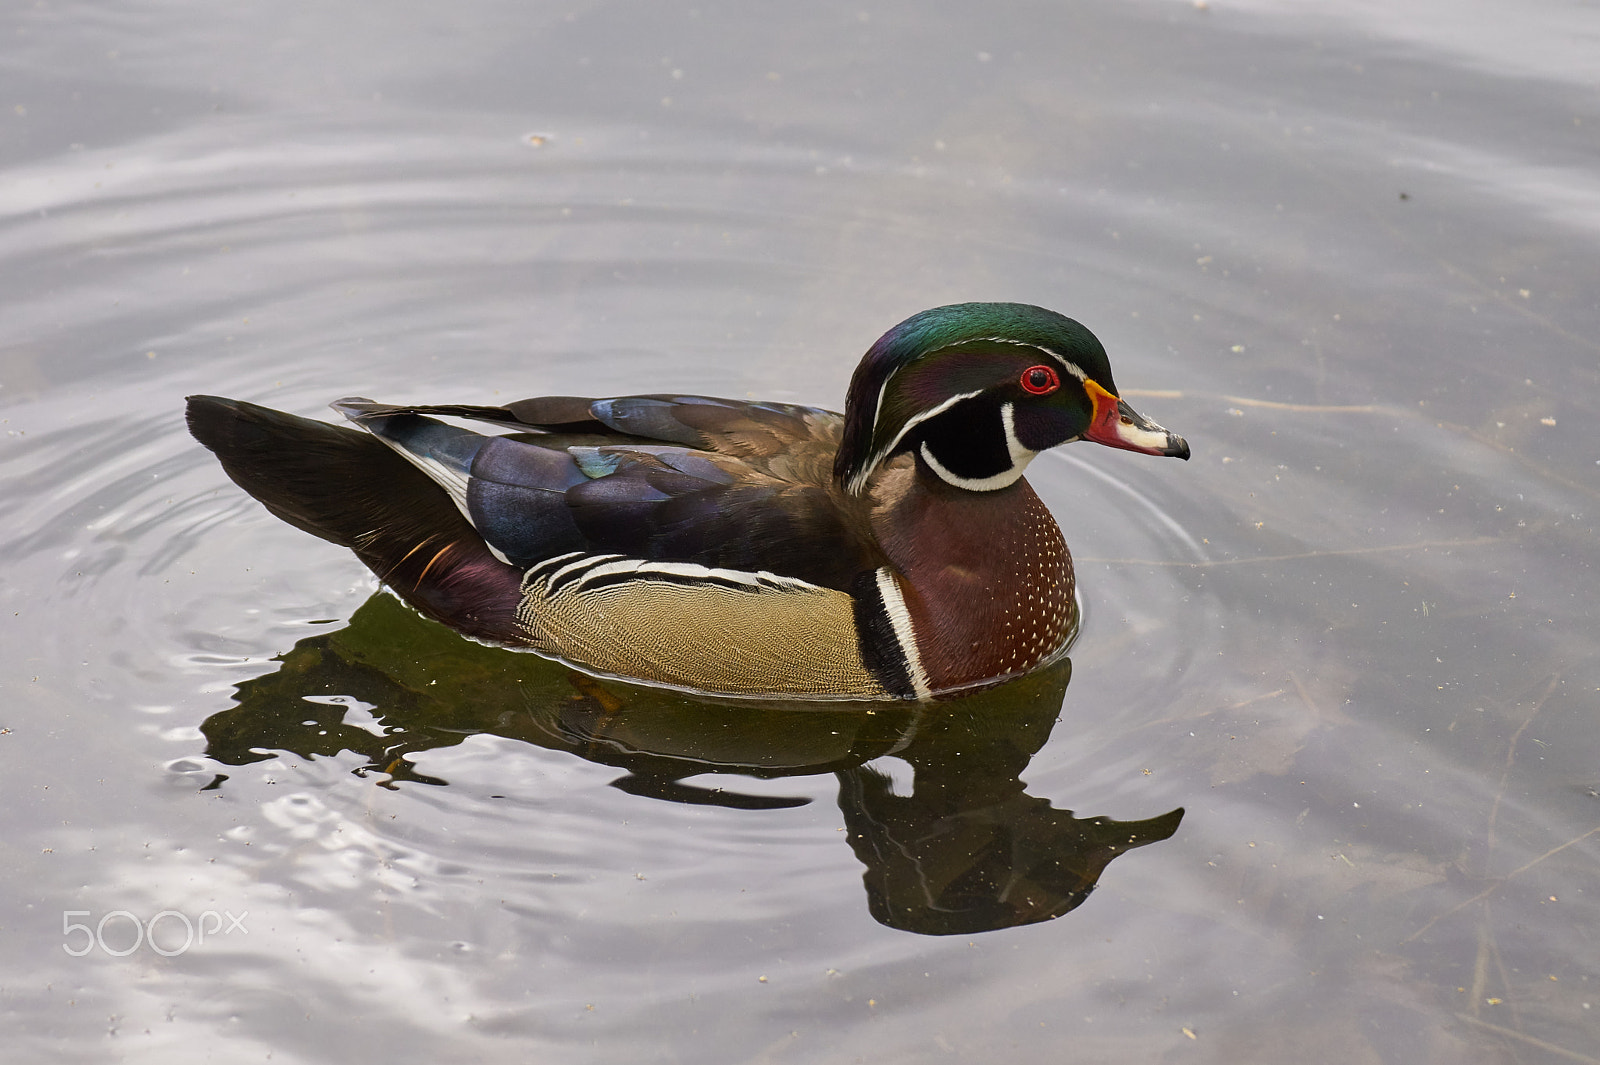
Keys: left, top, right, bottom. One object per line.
{"left": 1082, "top": 381, "right": 1190, "bottom": 459}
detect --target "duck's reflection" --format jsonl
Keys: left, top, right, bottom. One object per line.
{"left": 201, "top": 592, "right": 1182, "bottom": 936}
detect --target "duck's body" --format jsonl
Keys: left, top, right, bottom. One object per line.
{"left": 188, "top": 303, "right": 1188, "bottom": 700}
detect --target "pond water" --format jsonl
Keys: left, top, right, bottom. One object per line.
{"left": 3, "top": 1, "right": 1598, "bottom": 1061}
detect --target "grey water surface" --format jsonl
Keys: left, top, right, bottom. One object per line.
{"left": 3, "top": 1, "right": 1598, "bottom": 1062}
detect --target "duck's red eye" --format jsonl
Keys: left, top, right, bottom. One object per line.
{"left": 1020, "top": 365, "right": 1060, "bottom": 395}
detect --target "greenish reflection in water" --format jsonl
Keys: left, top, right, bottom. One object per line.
{"left": 203, "top": 592, "right": 1183, "bottom": 936}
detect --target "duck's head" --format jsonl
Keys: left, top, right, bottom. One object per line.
{"left": 835, "top": 302, "right": 1190, "bottom": 495}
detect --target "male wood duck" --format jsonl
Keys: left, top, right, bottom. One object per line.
{"left": 188, "top": 302, "right": 1188, "bottom": 701}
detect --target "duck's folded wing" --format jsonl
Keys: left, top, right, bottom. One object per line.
{"left": 329, "top": 396, "right": 600, "bottom": 433}
{"left": 333, "top": 395, "right": 844, "bottom": 464}
{"left": 337, "top": 404, "right": 877, "bottom": 591}
{"left": 561, "top": 444, "right": 877, "bottom": 590}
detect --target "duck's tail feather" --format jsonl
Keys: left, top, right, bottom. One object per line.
{"left": 186, "top": 395, "right": 524, "bottom": 643}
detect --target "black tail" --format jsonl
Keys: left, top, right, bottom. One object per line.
{"left": 186, "top": 396, "right": 524, "bottom": 643}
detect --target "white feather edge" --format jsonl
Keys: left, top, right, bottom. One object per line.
{"left": 525, "top": 552, "right": 830, "bottom": 596}
{"left": 357, "top": 429, "right": 520, "bottom": 565}
{"left": 873, "top": 567, "right": 933, "bottom": 699}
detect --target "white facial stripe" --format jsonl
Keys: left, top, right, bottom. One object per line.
{"left": 966, "top": 337, "right": 1088, "bottom": 382}
{"left": 917, "top": 401, "right": 1037, "bottom": 492}
{"left": 918, "top": 443, "right": 1033, "bottom": 491}
{"left": 851, "top": 337, "right": 1088, "bottom": 494}
{"left": 846, "top": 371, "right": 900, "bottom": 496}
{"left": 875, "top": 568, "right": 932, "bottom": 699}
{"left": 1001, "top": 402, "right": 1035, "bottom": 468}
{"left": 848, "top": 387, "right": 987, "bottom": 495}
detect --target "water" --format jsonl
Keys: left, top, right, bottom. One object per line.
{"left": 4, "top": 1, "right": 1598, "bottom": 1061}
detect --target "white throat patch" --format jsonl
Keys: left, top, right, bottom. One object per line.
{"left": 918, "top": 401, "right": 1036, "bottom": 491}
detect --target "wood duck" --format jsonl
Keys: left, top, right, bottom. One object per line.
{"left": 188, "top": 302, "right": 1188, "bottom": 701}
